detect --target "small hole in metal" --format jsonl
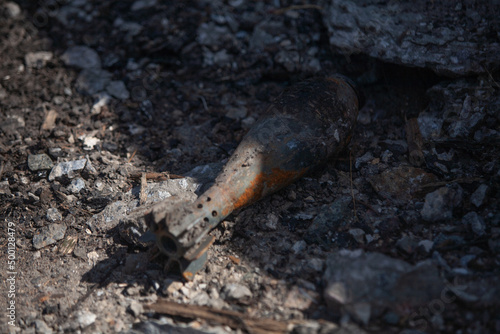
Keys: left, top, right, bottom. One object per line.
{"left": 197, "top": 204, "right": 203, "bottom": 209}
{"left": 212, "top": 210, "right": 217, "bottom": 217}
{"left": 203, "top": 217, "right": 209, "bottom": 222}
{"left": 206, "top": 197, "right": 211, "bottom": 202}
{"left": 160, "top": 236, "right": 177, "bottom": 254}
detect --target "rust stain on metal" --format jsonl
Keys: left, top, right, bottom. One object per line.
{"left": 229, "top": 173, "right": 265, "bottom": 213}
{"left": 145, "top": 75, "right": 362, "bottom": 280}
{"left": 265, "top": 167, "right": 307, "bottom": 189}
{"left": 229, "top": 167, "right": 307, "bottom": 214}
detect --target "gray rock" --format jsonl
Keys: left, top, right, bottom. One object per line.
{"left": 0, "top": 181, "right": 11, "bottom": 195}
{"left": 324, "top": 250, "right": 444, "bottom": 323}
{"left": 463, "top": 212, "right": 486, "bottom": 236}
{"left": 304, "top": 196, "right": 351, "bottom": 246}
{"left": 25, "top": 51, "right": 53, "bottom": 69}
{"left": 418, "top": 239, "right": 434, "bottom": 253}
{"left": 127, "top": 300, "right": 143, "bottom": 317}
{"left": 291, "top": 240, "right": 307, "bottom": 254}
{"left": 48, "top": 159, "right": 87, "bottom": 181}
{"left": 4, "top": 2, "right": 21, "bottom": 18}
{"left": 191, "top": 291, "right": 211, "bottom": 306}
{"left": 91, "top": 92, "right": 112, "bottom": 115}
{"left": 48, "top": 147, "right": 64, "bottom": 159}
{"left": 34, "top": 319, "right": 53, "bottom": 334}
{"left": 322, "top": 0, "right": 500, "bottom": 76}
{"left": 221, "top": 283, "right": 252, "bottom": 302}
{"left": 28, "top": 153, "right": 53, "bottom": 171}
{"left": 250, "top": 20, "right": 285, "bottom": 50}
{"left": 33, "top": 223, "right": 67, "bottom": 249}
{"left": 106, "top": 80, "right": 130, "bottom": 100}
{"left": 396, "top": 235, "right": 418, "bottom": 254}
{"left": 355, "top": 151, "right": 373, "bottom": 169}
{"left": 131, "top": 0, "right": 157, "bottom": 11}
{"left": 75, "top": 68, "right": 112, "bottom": 95}
{"left": 433, "top": 233, "right": 465, "bottom": 250}
{"left": 470, "top": 184, "right": 488, "bottom": 208}
{"left": 46, "top": 208, "right": 62, "bottom": 222}
{"left": 225, "top": 106, "right": 247, "bottom": 120}
{"left": 264, "top": 213, "right": 279, "bottom": 230}
{"left": 348, "top": 228, "right": 365, "bottom": 244}
{"left": 61, "top": 46, "right": 101, "bottom": 69}
{"left": 67, "top": 177, "right": 86, "bottom": 193}
{"left": 421, "top": 185, "right": 463, "bottom": 222}
{"left": 75, "top": 310, "right": 96, "bottom": 328}
{"left": 197, "top": 22, "right": 233, "bottom": 47}
{"left": 417, "top": 111, "right": 443, "bottom": 139}
{"left": 126, "top": 321, "right": 209, "bottom": 334}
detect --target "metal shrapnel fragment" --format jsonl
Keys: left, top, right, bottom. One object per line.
{"left": 146, "top": 76, "right": 361, "bottom": 280}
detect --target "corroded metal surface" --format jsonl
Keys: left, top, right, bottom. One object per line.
{"left": 146, "top": 76, "right": 360, "bottom": 280}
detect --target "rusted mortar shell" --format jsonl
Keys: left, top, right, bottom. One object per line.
{"left": 146, "top": 76, "right": 360, "bottom": 276}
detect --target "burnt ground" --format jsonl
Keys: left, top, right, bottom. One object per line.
{"left": 0, "top": 1, "right": 499, "bottom": 333}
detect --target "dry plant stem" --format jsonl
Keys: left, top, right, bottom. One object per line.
{"left": 146, "top": 299, "right": 294, "bottom": 334}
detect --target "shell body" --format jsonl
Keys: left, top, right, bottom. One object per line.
{"left": 146, "top": 76, "right": 360, "bottom": 280}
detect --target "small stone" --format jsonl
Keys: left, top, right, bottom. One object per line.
{"left": 221, "top": 283, "right": 252, "bottom": 302}
{"left": 83, "top": 136, "right": 100, "bottom": 150}
{"left": 347, "top": 302, "right": 371, "bottom": 325}
{"left": 163, "top": 279, "right": 184, "bottom": 296}
{"left": 418, "top": 111, "right": 443, "bottom": 139}
{"left": 91, "top": 92, "right": 112, "bottom": 115}
{"left": 48, "top": 159, "right": 87, "bottom": 181}
{"left": 46, "top": 208, "right": 62, "bottom": 222}
{"left": 355, "top": 151, "right": 373, "bottom": 168}
{"left": 241, "top": 116, "right": 256, "bottom": 129}
{"left": 106, "top": 80, "right": 130, "bottom": 100}
{"left": 307, "top": 258, "right": 324, "bottom": 272}
{"left": 470, "top": 184, "right": 488, "bottom": 208}
{"left": 25, "top": 51, "right": 53, "bottom": 69}
{"left": 33, "top": 224, "right": 67, "bottom": 249}
{"left": 131, "top": 0, "right": 157, "bottom": 11}
{"left": 396, "top": 235, "right": 418, "bottom": 254}
{"left": 433, "top": 233, "right": 465, "bottom": 250}
{"left": 73, "top": 246, "right": 87, "bottom": 260}
{"left": 48, "top": 147, "right": 64, "bottom": 159}
{"left": 75, "top": 310, "right": 96, "bottom": 328}
{"left": 283, "top": 286, "right": 317, "bottom": 310}
{"left": 28, "top": 154, "right": 53, "bottom": 171}
{"left": 421, "top": 185, "right": 463, "bottom": 222}
{"left": 225, "top": 106, "right": 247, "bottom": 120}
{"left": 75, "top": 68, "right": 112, "bottom": 95}
{"left": 0, "top": 181, "right": 11, "bottom": 195}
{"left": 265, "top": 213, "right": 279, "bottom": 230}
{"left": 191, "top": 291, "right": 210, "bottom": 306}
{"left": 34, "top": 319, "right": 53, "bottom": 334}
{"left": 61, "top": 46, "right": 101, "bottom": 69}
{"left": 127, "top": 300, "right": 143, "bottom": 317}
{"left": 324, "top": 251, "right": 444, "bottom": 323}
{"left": 67, "top": 178, "right": 85, "bottom": 193}
{"left": 4, "top": 2, "right": 21, "bottom": 18}
{"left": 462, "top": 212, "right": 486, "bottom": 236}
{"left": 304, "top": 196, "right": 351, "bottom": 246}
{"left": 418, "top": 239, "right": 434, "bottom": 253}
{"left": 348, "top": 228, "right": 365, "bottom": 244}
{"left": 291, "top": 240, "right": 307, "bottom": 254}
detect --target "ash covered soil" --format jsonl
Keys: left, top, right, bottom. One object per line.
{"left": 0, "top": 1, "right": 499, "bottom": 333}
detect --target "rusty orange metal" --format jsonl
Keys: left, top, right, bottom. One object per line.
{"left": 145, "top": 75, "right": 361, "bottom": 280}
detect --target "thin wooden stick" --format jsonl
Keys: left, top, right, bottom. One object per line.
{"left": 145, "top": 299, "right": 293, "bottom": 334}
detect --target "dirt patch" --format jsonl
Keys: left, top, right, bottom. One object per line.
{"left": 0, "top": 1, "right": 499, "bottom": 333}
